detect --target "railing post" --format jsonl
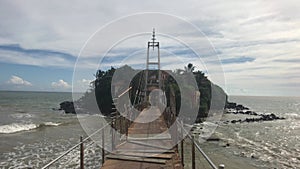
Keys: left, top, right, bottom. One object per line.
{"left": 125, "top": 109, "right": 129, "bottom": 140}
{"left": 192, "top": 135, "right": 195, "bottom": 169}
{"left": 181, "top": 139, "right": 184, "bottom": 167}
{"left": 80, "top": 136, "right": 84, "bottom": 169}
{"left": 174, "top": 121, "right": 178, "bottom": 150}
{"left": 181, "top": 121, "right": 184, "bottom": 167}
{"left": 111, "top": 120, "right": 115, "bottom": 150}
{"left": 102, "top": 129, "right": 105, "bottom": 166}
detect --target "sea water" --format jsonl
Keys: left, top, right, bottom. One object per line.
{"left": 198, "top": 96, "right": 300, "bottom": 169}
{"left": 0, "top": 91, "right": 299, "bottom": 168}
{"left": 0, "top": 91, "right": 103, "bottom": 168}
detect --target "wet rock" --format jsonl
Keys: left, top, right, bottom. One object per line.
{"left": 250, "top": 153, "right": 258, "bottom": 159}
{"left": 221, "top": 143, "right": 230, "bottom": 147}
{"left": 59, "top": 101, "right": 76, "bottom": 114}
{"left": 225, "top": 102, "right": 249, "bottom": 110}
{"left": 226, "top": 111, "right": 286, "bottom": 124}
{"left": 207, "top": 137, "right": 221, "bottom": 141}
{"left": 242, "top": 114, "right": 285, "bottom": 123}
{"left": 224, "top": 102, "right": 285, "bottom": 124}
{"left": 225, "top": 102, "right": 237, "bottom": 109}
{"left": 231, "top": 120, "right": 237, "bottom": 124}
{"left": 231, "top": 119, "right": 243, "bottom": 123}
{"left": 245, "top": 111, "right": 253, "bottom": 115}
{"left": 236, "top": 104, "right": 249, "bottom": 110}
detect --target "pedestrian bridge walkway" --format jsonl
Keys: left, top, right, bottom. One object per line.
{"left": 101, "top": 107, "right": 182, "bottom": 169}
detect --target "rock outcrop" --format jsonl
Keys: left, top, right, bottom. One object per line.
{"left": 225, "top": 102, "right": 249, "bottom": 110}
{"left": 59, "top": 101, "right": 76, "bottom": 114}
{"left": 224, "top": 102, "right": 285, "bottom": 124}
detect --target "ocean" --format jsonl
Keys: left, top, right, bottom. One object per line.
{"left": 0, "top": 91, "right": 99, "bottom": 168}
{"left": 200, "top": 96, "right": 300, "bottom": 169}
{"left": 0, "top": 91, "right": 299, "bottom": 168}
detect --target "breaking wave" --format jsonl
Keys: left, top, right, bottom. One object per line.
{"left": 0, "top": 122, "right": 62, "bottom": 134}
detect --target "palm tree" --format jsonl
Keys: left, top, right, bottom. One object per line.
{"left": 184, "top": 63, "right": 195, "bottom": 72}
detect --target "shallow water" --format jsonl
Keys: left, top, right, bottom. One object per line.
{"left": 0, "top": 91, "right": 86, "bottom": 168}
{"left": 197, "top": 96, "right": 300, "bottom": 169}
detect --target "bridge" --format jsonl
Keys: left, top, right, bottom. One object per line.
{"left": 42, "top": 30, "right": 225, "bottom": 169}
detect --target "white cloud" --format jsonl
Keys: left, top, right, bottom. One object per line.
{"left": 7, "top": 75, "right": 32, "bottom": 86}
{"left": 72, "top": 78, "right": 93, "bottom": 93}
{"left": 81, "top": 79, "right": 92, "bottom": 84}
{"left": 0, "top": 0, "right": 299, "bottom": 95}
{"left": 51, "top": 79, "right": 71, "bottom": 89}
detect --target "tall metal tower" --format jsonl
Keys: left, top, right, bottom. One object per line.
{"left": 144, "top": 28, "right": 161, "bottom": 101}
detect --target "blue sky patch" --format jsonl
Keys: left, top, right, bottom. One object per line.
{"left": 221, "top": 56, "right": 255, "bottom": 64}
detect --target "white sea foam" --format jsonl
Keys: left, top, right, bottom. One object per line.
{"left": 286, "top": 113, "right": 300, "bottom": 118}
{"left": 43, "top": 122, "right": 61, "bottom": 126}
{"left": 10, "top": 113, "right": 34, "bottom": 119}
{"left": 0, "top": 122, "right": 62, "bottom": 134}
{"left": 0, "top": 123, "right": 37, "bottom": 134}
{"left": 77, "top": 114, "right": 106, "bottom": 118}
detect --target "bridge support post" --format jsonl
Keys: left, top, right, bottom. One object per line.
{"left": 102, "top": 130, "right": 105, "bottom": 166}
{"left": 174, "top": 121, "right": 178, "bottom": 150}
{"left": 80, "top": 136, "right": 84, "bottom": 169}
{"left": 111, "top": 124, "right": 115, "bottom": 150}
{"left": 192, "top": 135, "right": 195, "bottom": 169}
{"left": 181, "top": 139, "right": 184, "bottom": 166}
{"left": 125, "top": 108, "right": 128, "bottom": 140}
{"left": 180, "top": 121, "right": 184, "bottom": 167}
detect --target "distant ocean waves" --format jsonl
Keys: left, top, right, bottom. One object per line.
{"left": 0, "top": 113, "right": 107, "bottom": 134}
{"left": 286, "top": 112, "right": 300, "bottom": 119}
{"left": 0, "top": 122, "right": 62, "bottom": 134}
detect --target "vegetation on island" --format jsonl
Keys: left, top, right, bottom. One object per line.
{"left": 78, "top": 63, "right": 228, "bottom": 123}
{"left": 60, "top": 64, "right": 284, "bottom": 124}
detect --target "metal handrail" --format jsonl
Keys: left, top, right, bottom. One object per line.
{"left": 41, "top": 122, "right": 111, "bottom": 169}
{"left": 177, "top": 120, "right": 219, "bottom": 169}
{"left": 117, "top": 87, "right": 132, "bottom": 98}
{"left": 188, "top": 135, "right": 219, "bottom": 169}
{"left": 42, "top": 87, "right": 133, "bottom": 168}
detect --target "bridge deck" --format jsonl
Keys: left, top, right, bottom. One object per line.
{"left": 101, "top": 107, "right": 183, "bottom": 169}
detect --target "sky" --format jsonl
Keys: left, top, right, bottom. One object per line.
{"left": 0, "top": 0, "right": 299, "bottom": 96}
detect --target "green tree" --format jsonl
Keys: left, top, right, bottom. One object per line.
{"left": 79, "top": 64, "right": 227, "bottom": 123}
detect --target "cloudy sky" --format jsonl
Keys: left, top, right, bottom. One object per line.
{"left": 0, "top": 0, "right": 299, "bottom": 96}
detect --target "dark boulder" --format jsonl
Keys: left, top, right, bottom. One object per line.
{"left": 225, "top": 102, "right": 249, "bottom": 110}
{"left": 251, "top": 111, "right": 258, "bottom": 116}
{"left": 225, "top": 102, "right": 237, "bottom": 109}
{"left": 231, "top": 120, "right": 237, "bottom": 124}
{"left": 59, "top": 101, "right": 76, "bottom": 114}
{"left": 207, "top": 138, "right": 221, "bottom": 142}
{"left": 245, "top": 111, "right": 252, "bottom": 115}
{"left": 231, "top": 119, "right": 242, "bottom": 123}
{"left": 224, "top": 101, "right": 285, "bottom": 124}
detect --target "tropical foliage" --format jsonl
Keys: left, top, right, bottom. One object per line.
{"left": 79, "top": 64, "right": 227, "bottom": 122}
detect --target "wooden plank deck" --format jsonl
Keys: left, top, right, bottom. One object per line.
{"left": 101, "top": 107, "right": 183, "bottom": 169}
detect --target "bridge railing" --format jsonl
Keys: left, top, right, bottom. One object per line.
{"left": 42, "top": 87, "right": 134, "bottom": 169}
{"left": 41, "top": 122, "right": 112, "bottom": 169}
{"left": 176, "top": 120, "right": 225, "bottom": 169}
{"left": 41, "top": 114, "right": 132, "bottom": 168}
